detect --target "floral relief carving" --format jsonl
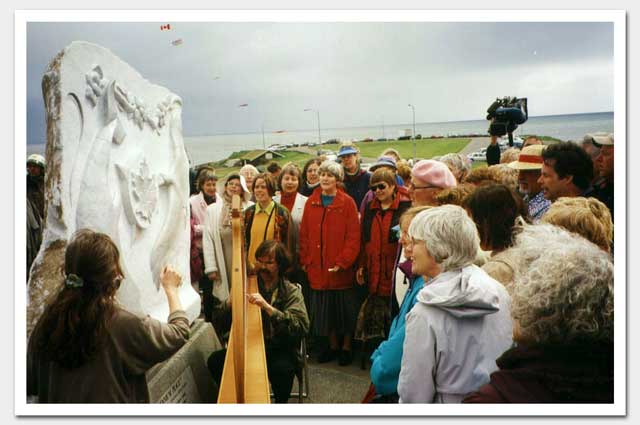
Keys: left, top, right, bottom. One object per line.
{"left": 116, "top": 158, "right": 160, "bottom": 229}
{"left": 131, "top": 159, "right": 159, "bottom": 225}
{"left": 85, "top": 65, "right": 107, "bottom": 106}
{"left": 85, "top": 65, "right": 172, "bottom": 135}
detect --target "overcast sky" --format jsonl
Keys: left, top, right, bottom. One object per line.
{"left": 26, "top": 21, "right": 614, "bottom": 143}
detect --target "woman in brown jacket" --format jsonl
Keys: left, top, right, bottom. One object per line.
{"left": 27, "top": 229, "right": 190, "bottom": 403}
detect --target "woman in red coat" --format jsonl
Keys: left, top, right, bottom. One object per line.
{"left": 355, "top": 168, "right": 411, "bottom": 349}
{"left": 299, "top": 160, "right": 361, "bottom": 366}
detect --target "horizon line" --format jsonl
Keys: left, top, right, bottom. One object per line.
{"left": 26, "top": 110, "right": 613, "bottom": 145}
{"left": 184, "top": 110, "right": 613, "bottom": 139}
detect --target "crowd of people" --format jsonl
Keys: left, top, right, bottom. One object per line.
{"left": 26, "top": 131, "right": 616, "bottom": 404}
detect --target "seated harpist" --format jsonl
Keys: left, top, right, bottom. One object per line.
{"left": 208, "top": 240, "right": 309, "bottom": 403}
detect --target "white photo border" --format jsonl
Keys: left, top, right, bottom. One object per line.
{"left": 15, "top": 9, "right": 626, "bottom": 417}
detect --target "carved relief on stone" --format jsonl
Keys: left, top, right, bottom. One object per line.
{"left": 85, "top": 65, "right": 107, "bottom": 107}
{"left": 116, "top": 158, "right": 160, "bottom": 229}
{"left": 85, "top": 67, "right": 173, "bottom": 137}
{"left": 27, "top": 42, "right": 199, "bottom": 339}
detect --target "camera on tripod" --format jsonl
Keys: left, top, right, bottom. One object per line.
{"left": 486, "top": 96, "right": 528, "bottom": 146}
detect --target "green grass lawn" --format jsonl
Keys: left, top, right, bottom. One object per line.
{"left": 210, "top": 137, "right": 472, "bottom": 177}
{"left": 212, "top": 150, "right": 314, "bottom": 178}
{"left": 353, "top": 138, "right": 471, "bottom": 160}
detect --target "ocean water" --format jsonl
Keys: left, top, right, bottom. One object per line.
{"left": 27, "top": 112, "right": 613, "bottom": 165}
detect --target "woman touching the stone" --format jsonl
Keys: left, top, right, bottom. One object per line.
{"left": 27, "top": 229, "right": 190, "bottom": 403}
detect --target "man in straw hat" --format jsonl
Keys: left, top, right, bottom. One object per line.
{"left": 508, "top": 144, "right": 551, "bottom": 222}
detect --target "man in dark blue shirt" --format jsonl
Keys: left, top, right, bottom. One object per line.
{"left": 338, "top": 142, "right": 371, "bottom": 209}
{"left": 486, "top": 136, "right": 501, "bottom": 166}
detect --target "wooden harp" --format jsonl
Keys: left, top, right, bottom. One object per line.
{"left": 217, "top": 194, "right": 271, "bottom": 403}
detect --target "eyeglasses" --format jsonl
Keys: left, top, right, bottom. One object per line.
{"left": 255, "top": 258, "right": 276, "bottom": 266}
{"left": 369, "top": 183, "right": 389, "bottom": 192}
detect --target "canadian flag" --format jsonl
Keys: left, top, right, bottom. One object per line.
{"left": 160, "top": 24, "right": 171, "bottom": 30}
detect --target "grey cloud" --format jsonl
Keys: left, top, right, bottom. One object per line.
{"left": 27, "top": 21, "right": 614, "bottom": 143}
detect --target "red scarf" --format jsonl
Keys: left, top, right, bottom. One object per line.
{"left": 280, "top": 191, "right": 297, "bottom": 213}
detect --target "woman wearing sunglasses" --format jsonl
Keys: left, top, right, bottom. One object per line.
{"left": 355, "top": 168, "right": 411, "bottom": 358}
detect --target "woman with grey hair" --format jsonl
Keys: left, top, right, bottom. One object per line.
{"left": 464, "top": 223, "right": 613, "bottom": 403}
{"left": 239, "top": 164, "right": 259, "bottom": 200}
{"left": 398, "top": 205, "right": 513, "bottom": 403}
{"left": 300, "top": 160, "right": 360, "bottom": 366}
{"left": 438, "top": 153, "right": 472, "bottom": 184}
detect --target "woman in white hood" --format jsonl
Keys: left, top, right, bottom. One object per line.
{"left": 398, "top": 205, "right": 513, "bottom": 403}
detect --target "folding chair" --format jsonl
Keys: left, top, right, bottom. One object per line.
{"left": 289, "top": 337, "right": 310, "bottom": 403}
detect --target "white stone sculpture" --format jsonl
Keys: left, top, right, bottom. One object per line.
{"left": 27, "top": 41, "right": 200, "bottom": 338}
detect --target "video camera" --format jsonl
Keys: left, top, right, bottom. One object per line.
{"left": 486, "top": 97, "right": 528, "bottom": 146}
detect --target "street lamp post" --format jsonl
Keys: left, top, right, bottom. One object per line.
{"left": 304, "top": 108, "right": 322, "bottom": 145}
{"left": 408, "top": 104, "right": 416, "bottom": 162}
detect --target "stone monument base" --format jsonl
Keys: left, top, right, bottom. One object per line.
{"left": 147, "top": 319, "right": 222, "bottom": 403}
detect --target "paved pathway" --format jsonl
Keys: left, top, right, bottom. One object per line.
{"left": 290, "top": 146, "right": 319, "bottom": 156}
{"left": 298, "top": 344, "right": 372, "bottom": 403}
{"left": 458, "top": 136, "right": 491, "bottom": 155}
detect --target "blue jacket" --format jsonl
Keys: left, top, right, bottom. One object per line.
{"left": 369, "top": 274, "right": 425, "bottom": 396}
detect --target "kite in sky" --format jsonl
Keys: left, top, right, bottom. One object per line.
{"left": 171, "top": 38, "right": 183, "bottom": 46}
